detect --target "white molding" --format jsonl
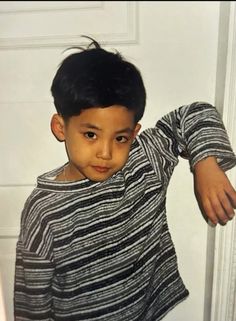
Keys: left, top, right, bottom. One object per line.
{"left": 0, "top": 228, "right": 19, "bottom": 238}
{"left": 210, "top": 2, "right": 236, "bottom": 321}
{"left": 0, "top": 184, "right": 34, "bottom": 187}
{"left": 0, "top": 2, "right": 138, "bottom": 49}
{"left": 0, "top": 1, "right": 103, "bottom": 13}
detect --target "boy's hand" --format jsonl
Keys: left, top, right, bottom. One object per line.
{"left": 193, "top": 156, "right": 236, "bottom": 226}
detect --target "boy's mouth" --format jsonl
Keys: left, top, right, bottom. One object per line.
{"left": 92, "top": 166, "right": 110, "bottom": 173}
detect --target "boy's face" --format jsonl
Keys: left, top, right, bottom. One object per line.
{"left": 51, "top": 105, "right": 141, "bottom": 182}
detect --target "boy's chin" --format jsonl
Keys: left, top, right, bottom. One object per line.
{"left": 88, "top": 174, "right": 114, "bottom": 182}
{"left": 86, "top": 170, "right": 118, "bottom": 182}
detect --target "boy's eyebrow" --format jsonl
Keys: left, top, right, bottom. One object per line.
{"left": 115, "top": 127, "right": 133, "bottom": 134}
{"left": 80, "top": 123, "right": 101, "bottom": 130}
{"left": 80, "top": 123, "right": 133, "bottom": 134}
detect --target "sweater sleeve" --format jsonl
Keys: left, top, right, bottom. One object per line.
{"left": 138, "top": 101, "right": 236, "bottom": 184}
{"left": 14, "top": 194, "right": 55, "bottom": 321}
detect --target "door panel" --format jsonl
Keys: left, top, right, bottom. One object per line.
{"left": 0, "top": 2, "right": 220, "bottom": 320}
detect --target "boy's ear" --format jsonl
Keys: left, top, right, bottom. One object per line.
{"left": 50, "top": 114, "right": 66, "bottom": 142}
{"left": 133, "top": 123, "right": 141, "bottom": 139}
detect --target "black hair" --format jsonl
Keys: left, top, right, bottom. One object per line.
{"left": 51, "top": 36, "right": 146, "bottom": 123}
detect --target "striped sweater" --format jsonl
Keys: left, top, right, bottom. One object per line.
{"left": 14, "top": 102, "right": 236, "bottom": 321}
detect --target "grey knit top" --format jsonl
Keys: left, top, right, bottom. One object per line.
{"left": 14, "top": 102, "right": 236, "bottom": 321}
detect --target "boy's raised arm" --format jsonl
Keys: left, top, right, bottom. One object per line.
{"left": 163, "top": 102, "right": 236, "bottom": 225}
{"left": 156, "top": 102, "right": 236, "bottom": 171}
{"left": 141, "top": 102, "right": 236, "bottom": 225}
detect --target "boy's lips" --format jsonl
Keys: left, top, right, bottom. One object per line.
{"left": 92, "top": 166, "right": 110, "bottom": 173}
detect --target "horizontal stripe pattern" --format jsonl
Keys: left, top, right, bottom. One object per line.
{"left": 14, "top": 102, "right": 236, "bottom": 321}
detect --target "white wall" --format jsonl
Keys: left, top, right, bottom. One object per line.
{"left": 0, "top": 2, "right": 221, "bottom": 320}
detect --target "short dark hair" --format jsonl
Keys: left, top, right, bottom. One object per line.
{"left": 51, "top": 36, "right": 146, "bottom": 123}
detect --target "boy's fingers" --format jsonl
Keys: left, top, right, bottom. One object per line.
{"left": 203, "top": 193, "right": 235, "bottom": 226}
{"left": 219, "top": 191, "right": 235, "bottom": 219}
{"left": 210, "top": 196, "right": 229, "bottom": 225}
{"left": 226, "top": 186, "right": 236, "bottom": 208}
{"left": 201, "top": 198, "right": 218, "bottom": 226}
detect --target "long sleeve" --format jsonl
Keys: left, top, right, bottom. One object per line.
{"left": 14, "top": 192, "right": 55, "bottom": 321}
{"left": 138, "top": 101, "right": 236, "bottom": 184}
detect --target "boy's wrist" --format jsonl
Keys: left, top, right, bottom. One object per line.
{"left": 194, "top": 156, "right": 218, "bottom": 173}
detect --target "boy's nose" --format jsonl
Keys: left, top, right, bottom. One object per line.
{"left": 96, "top": 141, "right": 112, "bottom": 160}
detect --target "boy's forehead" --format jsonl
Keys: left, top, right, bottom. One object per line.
{"left": 75, "top": 105, "right": 136, "bottom": 126}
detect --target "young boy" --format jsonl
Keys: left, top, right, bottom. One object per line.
{"left": 14, "top": 37, "right": 236, "bottom": 321}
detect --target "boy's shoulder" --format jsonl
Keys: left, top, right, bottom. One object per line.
{"left": 21, "top": 165, "right": 66, "bottom": 215}
{"left": 37, "top": 164, "right": 66, "bottom": 182}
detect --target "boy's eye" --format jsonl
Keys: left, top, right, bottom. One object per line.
{"left": 116, "top": 136, "right": 128, "bottom": 143}
{"left": 84, "top": 132, "right": 97, "bottom": 139}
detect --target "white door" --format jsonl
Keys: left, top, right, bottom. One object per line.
{"left": 0, "top": 2, "right": 227, "bottom": 320}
